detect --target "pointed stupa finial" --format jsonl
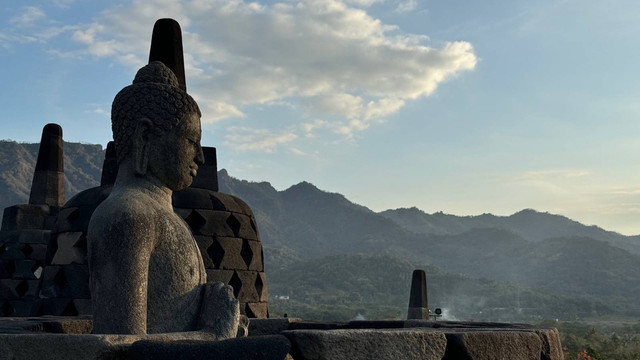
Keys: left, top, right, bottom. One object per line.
{"left": 29, "top": 123, "right": 64, "bottom": 207}
{"left": 148, "top": 18, "right": 186, "bottom": 91}
{"left": 407, "top": 269, "right": 429, "bottom": 320}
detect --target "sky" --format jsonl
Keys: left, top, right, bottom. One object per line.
{"left": 2, "top": 0, "right": 640, "bottom": 235}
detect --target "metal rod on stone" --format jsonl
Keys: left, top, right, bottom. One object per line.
{"left": 407, "top": 269, "right": 429, "bottom": 320}
{"left": 29, "top": 123, "right": 64, "bottom": 207}
{"left": 148, "top": 18, "right": 187, "bottom": 91}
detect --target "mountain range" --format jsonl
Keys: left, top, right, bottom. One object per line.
{"left": 2, "top": 139, "right": 640, "bottom": 321}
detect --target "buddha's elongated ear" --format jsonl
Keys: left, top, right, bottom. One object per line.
{"left": 134, "top": 118, "right": 153, "bottom": 176}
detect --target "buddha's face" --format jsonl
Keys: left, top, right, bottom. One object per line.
{"left": 147, "top": 112, "right": 204, "bottom": 191}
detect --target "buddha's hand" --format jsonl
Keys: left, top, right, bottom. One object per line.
{"left": 198, "top": 282, "right": 241, "bottom": 339}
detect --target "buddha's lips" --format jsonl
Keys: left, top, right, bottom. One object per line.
{"left": 190, "top": 168, "right": 197, "bottom": 177}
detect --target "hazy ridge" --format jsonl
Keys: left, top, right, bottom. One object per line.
{"left": 2, "top": 140, "right": 640, "bottom": 321}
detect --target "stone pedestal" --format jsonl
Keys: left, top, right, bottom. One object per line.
{"left": 0, "top": 317, "right": 564, "bottom": 360}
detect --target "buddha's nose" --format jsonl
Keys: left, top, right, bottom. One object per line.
{"left": 195, "top": 145, "right": 204, "bottom": 165}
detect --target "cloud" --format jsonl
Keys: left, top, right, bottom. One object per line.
{"left": 394, "top": 0, "right": 417, "bottom": 13}
{"left": 1, "top": 6, "right": 76, "bottom": 48}
{"left": 10, "top": 6, "right": 46, "bottom": 28}
{"left": 64, "top": 0, "right": 475, "bottom": 148}
{"left": 224, "top": 127, "right": 297, "bottom": 153}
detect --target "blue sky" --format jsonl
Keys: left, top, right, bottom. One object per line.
{"left": 3, "top": 0, "right": 640, "bottom": 234}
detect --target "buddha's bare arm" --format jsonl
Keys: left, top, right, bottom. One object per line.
{"left": 88, "top": 205, "right": 155, "bottom": 334}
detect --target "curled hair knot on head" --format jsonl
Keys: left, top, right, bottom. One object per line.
{"left": 111, "top": 61, "right": 201, "bottom": 163}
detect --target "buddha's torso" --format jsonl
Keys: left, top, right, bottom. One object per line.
{"left": 88, "top": 185, "right": 206, "bottom": 334}
{"left": 146, "top": 202, "right": 206, "bottom": 333}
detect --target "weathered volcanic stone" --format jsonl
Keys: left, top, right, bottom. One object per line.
{"left": 245, "top": 302, "right": 269, "bottom": 318}
{"left": 407, "top": 269, "right": 428, "bottom": 320}
{"left": 443, "top": 331, "right": 543, "bottom": 360}
{"left": 284, "top": 328, "right": 448, "bottom": 360}
{"left": 188, "top": 147, "right": 218, "bottom": 192}
{"left": 0, "top": 230, "right": 51, "bottom": 245}
{"left": 248, "top": 318, "right": 302, "bottom": 337}
{"left": 149, "top": 18, "right": 187, "bottom": 91}
{"left": 1, "top": 205, "right": 51, "bottom": 231}
{"left": 130, "top": 335, "right": 291, "bottom": 360}
{"left": 535, "top": 328, "right": 564, "bottom": 360}
{"left": 29, "top": 123, "right": 65, "bottom": 207}
{"left": 0, "top": 332, "right": 220, "bottom": 360}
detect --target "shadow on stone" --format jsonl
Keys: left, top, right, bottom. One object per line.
{"left": 129, "top": 334, "right": 291, "bottom": 360}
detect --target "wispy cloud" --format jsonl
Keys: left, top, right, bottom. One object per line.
{"left": 394, "top": 0, "right": 417, "bottom": 13}
{"left": 10, "top": 6, "right": 46, "bottom": 28}
{"left": 224, "top": 127, "right": 297, "bottom": 153}
{"left": 1, "top": 6, "right": 77, "bottom": 49}
{"left": 61, "top": 0, "right": 475, "bottom": 145}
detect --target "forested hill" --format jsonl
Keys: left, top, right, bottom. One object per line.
{"left": 3, "top": 140, "right": 640, "bottom": 320}
{"left": 0, "top": 140, "right": 103, "bottom": 213}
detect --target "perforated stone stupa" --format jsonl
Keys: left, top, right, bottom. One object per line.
{"left": 0, "top": 19, "right": 268, "bottom": 319}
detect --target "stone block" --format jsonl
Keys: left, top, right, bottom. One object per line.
{"left": 0, "top": 243, "right": 26, "bottom": 260}
{"left": 51, "top": 232, "right": 86, "bottom": 265}
{"left": 212, "top": 237, "right": 247, "bottom": 270}
{"left": 129, "top": 335, "right": 291, "bottom": 360}
{"left": 55, "top": 207, "right": 93, "bottom": 233}
{"left": 408, "top": 270, "right": 428, "bottom": 320}
{"left": 60, "top": 265, "right": 90, "bottom": 298}
{"left": 0, "top": 332, "right": 235, "bottom": 359}
{"left": 348, "top": 321, "right": 407, "bottom": 329}
{"left": 12, "top": 260, "right": 40, "bottom": 280}
{"left": 174, "top": 208, "right": 192, "bottom": 219}
{"left": 0, "top": 230, "right": 51, "bottom": 244}
{"left": 443, "top": 331, "right": 542, "bottom": 360}
{"left": 245, "top": 302, "right": 269, "bottom": 318}
{"left": 256, "top": 272, "right": 268, "bottom": 302}
{"left": 233, "top": 213, "right": 258, "bottom": 240}
{"left": 172, "top": 188, "right": 216, "bottom": 209}
{"left": 231, "top": 196, "right": 254, "bottom": 217}
{"left": 41, "top": 298, "right": 76, "bottom": 316}
{"left": 214, "top": 192, "right": 244, "bottom": 214}
{"left": 72, "top": 299, "right": 92, "bottom": 316}
{"left": 0, "top": 261, "right": 15, "bottom": 278}
{"left": 248, "top": 318, "right": 302, "bottom": 337}
{"left": 194, "top": 236, "right": 215, "bottom": 268}
{"left": 235, "top": 271, "right": 259, "bottom": 302}
{"left": 0, "top": 279, "right": 24, "bottom": 300}
{"left": 206, "top": 269, "right": 234, "bottom": 284}
{"left": 9, "top": 299, "right": 42, "bottom": 317}
{"left": 44, "top": 216, "right": 58, "bottom": 230}
{"left": 26, "top": 244, "right": 48, "bottom": 261}
{"left": 189, "top": 147, "right": 218, "bottom": 192}
{"left": 535, "top": 328, "right": 564, "bottom": 360}
{"left": 1, "top": 205, "right": 50, "bottom": 231}
{"left": 407, "top": 307, "right": 429, "bottom": 320}
{"left": 40, "top": 266, "right": 62, "bottom": 298}
{"left": 185, "top": 210, "right": 235, "bottom": 237}
{"left": 41, "top": 317, "right": 93, "bottom": 334}
{"left": 245, "top": 239, "right": 263, "bottom": 271}
{"left": 29, "top": 171, "right": 65, "bottom": 208}
{"left": 40, "top": 265, "right": 90, "bottom": 299}
{"left": 64, "top": 186, "right": 111, "bottom": 208}
{"left": 284, "top": 328, "right": 447, "bottom": 360}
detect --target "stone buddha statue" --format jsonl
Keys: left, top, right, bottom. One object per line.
{"left": 88, "top": 61, "right": 240, "bottom": 337}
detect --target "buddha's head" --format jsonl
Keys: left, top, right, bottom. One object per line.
{"left": 111, "top": 61, "right": 204, "bottom": 191}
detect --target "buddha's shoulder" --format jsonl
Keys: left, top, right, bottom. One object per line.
{"left": 90, "top": 189, "right": 167, "bottom": 229}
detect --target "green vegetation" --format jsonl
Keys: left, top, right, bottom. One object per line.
{"left": 538, "top": 320, "right": 640, "bottom": 360}
{"left": 266, "top": 254, "right": 617, "bottom": 322}
{"left": 4, "top": 140, "right": 640, "bottom": 355}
